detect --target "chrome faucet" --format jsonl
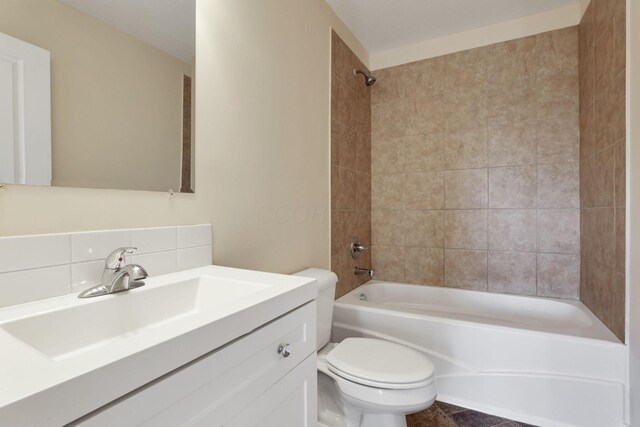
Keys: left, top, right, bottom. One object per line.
{"left": 78, "top": 247, "right": 148, "bottom": 298}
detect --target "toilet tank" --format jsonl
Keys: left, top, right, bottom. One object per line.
{"left": 294, "top": 268, "right": 338, "bottom": 350}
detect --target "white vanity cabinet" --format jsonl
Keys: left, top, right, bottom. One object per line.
{"left": 71, "top": 301, "right": 317, "bottom": 427}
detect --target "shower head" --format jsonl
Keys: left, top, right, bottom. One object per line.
{"left": 354, "top": 69, "right": 376, "bottom": 86}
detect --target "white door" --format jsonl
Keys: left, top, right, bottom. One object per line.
{"left": 0, "top": 31, "right": 51, "bottom": 186}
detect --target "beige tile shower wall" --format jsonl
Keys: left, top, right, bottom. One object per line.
{"left": 370, "top": 28, "right": 581, "bottom": 299}
{"left": 579, "top": 0, "right": 626, "bottom": 341}
{"left": 331, "top": 32, "right": 372, "bottom": 299}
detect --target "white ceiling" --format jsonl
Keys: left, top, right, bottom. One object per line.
{"left": 325, "top": 0, "right": 577, "bottom": 54}
{"left": 59, "top": 0, "right": 195, "bottom": 63}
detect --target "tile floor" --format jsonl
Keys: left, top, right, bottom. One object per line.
{"left": 407, "top": 401, "right": 537, "bottom": 427}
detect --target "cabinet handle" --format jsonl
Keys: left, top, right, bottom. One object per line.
{"left": 277, "top": 344, "right": 291, "bottom": 358}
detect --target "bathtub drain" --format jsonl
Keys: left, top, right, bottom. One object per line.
{"left": 359, "top": 293, "right": 367, "bottom": 301}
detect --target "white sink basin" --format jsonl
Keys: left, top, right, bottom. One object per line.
{"left": 1, "top": 276, "right": 268, "bottom": 361}
{"left": 0, "top": 265, "right": 316, "bottom": 426}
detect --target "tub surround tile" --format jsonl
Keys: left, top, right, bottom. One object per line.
{"left": 370, "top": 27, "right": 581, "bottom": 300}
{"left": 487, "top": 36, "right": 536, "bottom": 82}
{"left": 405, "top": 133, "right": 444, "bottom": 173}
{"left": 372, "top": 173, "right": 405, "bottom": 209}
{"left": 536, "top": 76, "right": 579, "bottom": 120}
{"left": 404, "top": 57, "right": 445, "bottom": 97}
{"left": 371, "top": 65, "right": 405, "bottom": 104}
{"left": 487, "top": 78, "right": 536, "bottom": 127}
{"left": 581, "top": 208, "right": 615, "bottom": 267}
{"left": 580, "top": 106, "right": 596, "bottom": 160}
{"left": 487, "top": 122, "right": 537, "bottom": 167}
{"left": 538, "top": 209, "right": 580, "bottom": 254}
{"left": 336, "top": 122, "right": 358, "bottom": 171}
{"left": 406, "top": 93, "right": 446, "bottom": 136}
{"left": 356, "top": 171, "right": 372, "bottom": 211}
{"left": 537, "top": 254, "right": 580, "bottom": 299}
{"left": 406, "top": 171, "right": 445, "bottom": 209}
{"left": 615, "top": 207, "right": 625, "bottom": 273}
{"left": 489, "top": 166, "right": 537, "bottom": 209}
{"left": 405, "top": 210, "right": 444, "bottom": 248}
{"left": 335, "top": 167, "right": 358, "bottom": 211}
{"left": 372, "top": 137, "right": 404, "bottom": 175}
{"left": 444, "top": 210, "right": 488, "bottom": 250}
{"left": 372, "top": 100, "right": 406, "bottom": 140}
{"left": 406, "top": 247, "right": 444, "bottom": 286}
{"left": 488, "top": 209, "right": 536, "bottom": 252}
{"left": 372, "top": 210, "right": 405, "bottom": 247}
{"left": 536, "top": 27, "right": 578, "bottom": 79}
{"left": 488, "top": 251, "right": 536, "bottom": 295}
{"left": 445, "top": 249, "right": 488, "bottom": 291}
{"left": 443, "top": 127, "right": 488, "bottom": 170}
{"left": 614, "top": 141, "right": 625, "bottom": 206}
{"left": 331, "top": 31, "right": 373, "bottom": 298}
{"left": 538, "top": 163, "right": 580, "bottom": 208}
{"left": 372, "top": 246, "right": 406, "bottom": 283}
{"left": 444, "top": 169, "right": 488, "bottom": 209}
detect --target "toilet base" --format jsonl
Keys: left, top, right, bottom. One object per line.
{"left": 360, "top": 412, "right": 407, "bottom": 427}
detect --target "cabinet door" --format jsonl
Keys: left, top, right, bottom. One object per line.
{"left": 72, "top": 302, "right": 316, "bottom": 427}
{"left": 211, "top": 354, "right": 317, "bottom": 427}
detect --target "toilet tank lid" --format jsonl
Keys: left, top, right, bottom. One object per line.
{"left": 293, "top": 268, "right": 338, "bottom": 291}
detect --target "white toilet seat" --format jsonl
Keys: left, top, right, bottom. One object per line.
{"left": 317, "top": 340, "right": 437, "bottom": 413}
{"left": 326, "top": 338, "right": 435, "bottom": 390}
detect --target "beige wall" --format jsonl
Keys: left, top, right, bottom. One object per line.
{"left": 370, "top": 28, "right": 581, "bottom": 298}
{"left": 579, "top": 0, "right": 626, "bottom": 341}
{"left": 0, "top": 0, "right": 367, "bottom": 278}
{"left": 0, "top": 0, "right": 193, "bottom": 192}
{"left": 331, "top": 31, "right": 372, "bottom": 299}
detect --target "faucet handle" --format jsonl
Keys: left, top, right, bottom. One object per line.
{"left": 105, "top": 247, "right": 137, "bottom": 269}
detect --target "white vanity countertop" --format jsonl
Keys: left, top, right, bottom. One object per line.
{"left": 0, "top": 265, "right": 317, "bottom": 426}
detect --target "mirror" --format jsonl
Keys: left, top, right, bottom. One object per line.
{"left": 0, "top": 0, "right": 196, "bottom": 193}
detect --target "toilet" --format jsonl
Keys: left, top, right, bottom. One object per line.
{"left": 295, "top": 269, "right": 437, "bottom": 427}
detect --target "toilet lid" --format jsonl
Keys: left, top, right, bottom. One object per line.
{"left": 327, "top": 338, "right": 434, "bottom": 388}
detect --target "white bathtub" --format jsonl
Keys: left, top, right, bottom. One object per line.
{"left": 332, "top": 281, "right": 626, "bottom": 427}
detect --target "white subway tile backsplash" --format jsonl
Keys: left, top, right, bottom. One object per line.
{"left": 0, "top": 225, "right": 212, "bottom": 305}
{"left": 0, "top": 266, "right": 70, "bottom": 308}
{"left": 177, "top": 224, "right": 212, "bottom": 249}
{"left": 131, "top": 251, "right": 177, "bottom": 277}
{"left": 177, "top": 246, "right": 212, "bottom": 271}
{"left": 70, "top": 260, "right": 104, "bottom": 293}
{"left": 132, "top": 227, "right": 177, "bottom": 254}
{"left": 71, "top": 230, "right": 132, "bottom": 263}
{"left": 0, "top": 234, "right": 70, "bottom": 273}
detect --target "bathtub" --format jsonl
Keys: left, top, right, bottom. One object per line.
{"left": 332, "top": 281, "right": 626, "bottom": 427}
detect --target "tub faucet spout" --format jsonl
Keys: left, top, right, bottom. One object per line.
{"left": 354, "top": 267, "right": 375, "bottom": 277}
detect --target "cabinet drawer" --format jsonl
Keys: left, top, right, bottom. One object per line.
{"left": 72, "top": 301, "right": 317, "bottom": 426}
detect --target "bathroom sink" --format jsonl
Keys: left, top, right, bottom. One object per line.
{"left": 1, "top": 276, "right": 268, "bottom": 361}
{"left": 0, "top": 265, "right": 317, "bottom": 426}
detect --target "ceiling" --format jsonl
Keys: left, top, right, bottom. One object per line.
{"left": 325, "top": 0, "right": 577, "bottom": 54}
{"left": 59, "top": 0, "right": 195, "bottom": 63}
